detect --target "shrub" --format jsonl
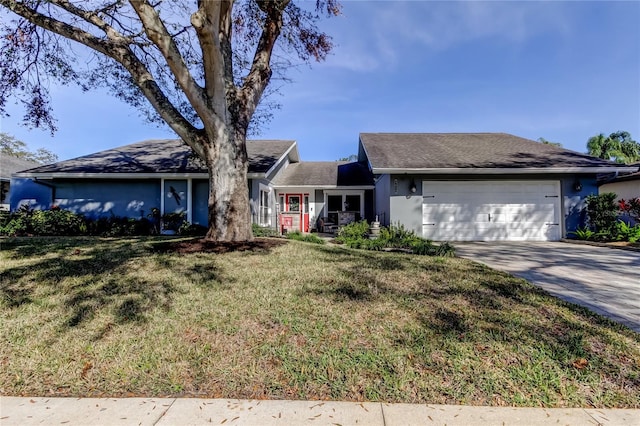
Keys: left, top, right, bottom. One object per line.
{"left": 569, "top": 226, "right": 596, "bottom": 241}
{"left": 613, "top": 221, "right": 640, "bottom": 243}
{"left": 286, "top": 231, "right": 325, "bottom": 244}
{"left": 619, "top": 198, "right": 640, "bottom": 223}
{"left": 0, "top": 206, "right": 158, "bottom": 237}
{"left": 86, "top": 214, "right": 153, "bottom": 236}
{"left": 178, "top": 222, "right": 208, "bottom": 236}
{"left": 411, "top": 240, "right": 455, "bottom": 257}
{"left": 585, "top": 193, "right": 619, "bottom": 238}
{"left": 336, "top": 220, "right": 369, "bottom": 241}
{"left": 30, "top": 208, "right": 86, "bottom": 236}
{"left": 162, "top": 212, "right": 186, "bottom": 232}
{"left": 336, "top": 220, "right": 454, "bottom": 256}
{"left": 252, "top": 223, "right": 279, "bottom": 237}
{"left": 379, "top": 222, "right": 421, "bottom": 248}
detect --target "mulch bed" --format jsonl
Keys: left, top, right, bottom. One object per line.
{"left": 150, "top": 237, "right": 287, "bottom": 254}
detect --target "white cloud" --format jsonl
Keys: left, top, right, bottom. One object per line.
{"left": 323, "top": 1, "right": 571, "bottom": 71}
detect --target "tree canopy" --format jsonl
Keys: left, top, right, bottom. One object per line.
{"left": 0, "top": 132, "right": 58, "bottom": 164}
{"left": 587, "top": 131, "right": 639, "bottom": 164}
{"left": 0, "top": 0, "right": 339, "bottom": 241}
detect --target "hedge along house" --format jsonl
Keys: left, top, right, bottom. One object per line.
{"left": 359, "top": 133, "right": 636, "bottom": 241}
{"left": 9, "top": 138, "right": 299, "bottom": 229}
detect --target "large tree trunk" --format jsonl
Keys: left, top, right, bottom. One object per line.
{"left": 201, "top": 130, "right": 253, "bottom": 242}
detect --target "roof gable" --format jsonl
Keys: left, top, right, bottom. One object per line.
{"left": 16, "top": 139, "right": 297, "bottom": 176}
{"left": 359, "top": 133, "right": 631, "bottom": 173}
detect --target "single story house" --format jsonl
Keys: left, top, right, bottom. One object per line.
{"left": 598, "top": 164, "right": 640, "bottom": 201}
{"left": 9, "top": 138, "right": 375, "bottom": 233}
{"left": 357, "top": 133, "right": 635, "bottom": 241}
{"left": 10, "top": 133, "right": 635, "bottom": 241}
{"left": 1, "top": 155, "right": 40, "bottom": 211}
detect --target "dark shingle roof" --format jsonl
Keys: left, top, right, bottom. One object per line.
{"left": 272, "top": 162, "right": 374, "bottom": 187}
{"left": 1, "top": 155, "right": 40, "bottom": 180}
{"left": 359, "top": 133, "right": 624, "bottom": 171}
{"left": 17, "top": 139, "right": 296, "bottom": 175}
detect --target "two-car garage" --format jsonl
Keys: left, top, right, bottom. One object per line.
{"left": 422, "top": 181, "right": 562, "bottom": 241}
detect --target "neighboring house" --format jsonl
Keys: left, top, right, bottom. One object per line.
{"left": 11, "top": 133, "right": 634, "bottom": 241}
{"left": 358, "top": 133, "right": 635, "bottom": 241}
{"left": 1, "top": 155, "right": 40, "bottom": 211}
{"left": 9, "top": 138, "right": 375, "bottom": 233}
{"left": 598, "top": 163, "right": 640, "bottom": 201}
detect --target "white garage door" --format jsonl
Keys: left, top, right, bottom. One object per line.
{"left": 422, "top": 181, "right": 561, "bottom": 241}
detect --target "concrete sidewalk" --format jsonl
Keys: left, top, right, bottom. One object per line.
{"left": 1, "top": 397, "right": 638, "bottom": 425}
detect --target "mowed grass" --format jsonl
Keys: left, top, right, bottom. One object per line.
{"left": 1, "top": 237, "right": 639, "bottom": 408}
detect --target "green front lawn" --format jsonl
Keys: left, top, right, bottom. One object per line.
{"left": 1, "top": 237, "right": 638, "bottom": 407}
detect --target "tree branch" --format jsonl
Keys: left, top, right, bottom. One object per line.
{"left": 129, "top": 0, "right": 223, "bottom": 133}
{"left": 239, "top": 0, "right": 290, "bottom": 127}
{"left": 0, "top": 0, "right": 202, "bottom": 155}
{"left": 47, "top": 0, "right": 130, "bottom": 43}
{"left": 190, "top": 0, "right": 233, "bottom": 120}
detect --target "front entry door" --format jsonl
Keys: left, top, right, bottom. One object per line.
{"left": 282, "top": 193, "right": 310, "bottom": 232}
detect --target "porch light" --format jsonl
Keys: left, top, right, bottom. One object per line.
{"left": 409, "top": 180, "right": 417, "bottom": 193}
{"left": 573, "top": 179, "right": 582, "bottom": 192}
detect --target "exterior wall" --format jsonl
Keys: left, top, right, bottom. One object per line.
{"left": 9, "top": 178, "right": 54, "bottom": 211}
{"left": 192, "top": 179, "right": 209, "bottom": 226}
{"left": 53, "top": 179, "right": 160, "bottom": 219}
{"left": 11, "top": 178, "right": 160, "bottom": 219}
{"left": 561, "top": 176, "right": 597, "bottom": 234}
{"left": 599, "top": 181, "right": 640, "bottom": 201}
{"left": 374, "top": 174, "right": 391, "bottom": 226}
{"left": 388, "top": 175, "right": 423, "bottom": 235}
{"left": 314, "top": 189, "right": 324, "bottom": 227}
{"left": 384, "top": 173, "right": 598, "bottom": 239}
{"left": 264, "top": 157, "right": 290, "bottom": 181}
{"left": 249, "top": 178, "right": 277, "bottom": 227}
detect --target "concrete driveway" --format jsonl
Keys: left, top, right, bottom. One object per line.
{"left": 455, "top": 242, "right": 640, "bottom": 332}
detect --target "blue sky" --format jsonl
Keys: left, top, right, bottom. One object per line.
{"left": 1, "top": 1, "right": 639, "bottom": 162}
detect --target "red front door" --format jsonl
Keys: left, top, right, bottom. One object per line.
{"left": 282, "top": 193, "right": 309, "bottom": 232}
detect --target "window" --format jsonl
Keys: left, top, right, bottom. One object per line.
{"left": 345, "top": 195, "right": 360, "bottom": 212}
{"left": 259, "top": 190, "right": 269, "bottom": 226}
{"left": 304, "top": 195, "right": 309, "bottom": 214}
{"left": 325, "top": 191, "right": 364, "bottom": 224}
{"left": 327, "top": 195, "right": 342, "bottom": 212}
{"left": 288, "top": 195, "right": 300, "bottom": 212}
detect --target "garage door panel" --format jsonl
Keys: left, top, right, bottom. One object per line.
{"left": 422, "top": 181, "right": 561, "bottom": 241}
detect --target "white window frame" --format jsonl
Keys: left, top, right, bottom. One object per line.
{"left": 161, "top": 178, "right": 192, "bottom": 223}
{"left": 323, "top": 190, "right": 365, "bottom": 217}
{"left": 258, "top": 184, "right": 271, "bottom": 226}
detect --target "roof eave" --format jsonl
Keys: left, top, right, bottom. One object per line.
{"left": 12, "top": 172, "right": 211, "bottom": 179}
{"left": 272, "top": 185, "right": 375, "bottom": 190}
{"left": 264, "top": 141, "right": 298, "bottom": 179}
{"left": 370, "top": 167, "right": 638, "bottom": 175}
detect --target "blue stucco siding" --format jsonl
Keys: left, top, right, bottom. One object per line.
{"left": 374, "top": 174, "right": 391, "bottom": 226}
{"left": 562, "top": 175, "right": 597, "bottom": 234}
{"left": 9, "top": 178, "right": 54, "bottom": 211}
{"left": 192, "top": 179, "right": 209, "bottom": 226}
{"left": 54, "top": 179, "right": 161, "bottom": 219}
